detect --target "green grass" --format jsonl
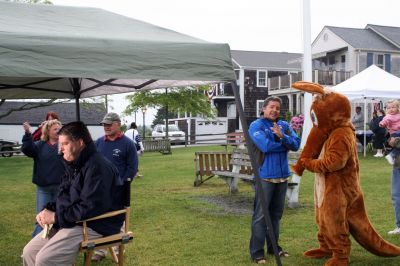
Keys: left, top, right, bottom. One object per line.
{"left": 1, "top": 146, "right": 400, "bottom": 265}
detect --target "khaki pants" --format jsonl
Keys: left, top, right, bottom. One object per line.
{"left": 22, "top": 226, "right": 102, "bottom": 266}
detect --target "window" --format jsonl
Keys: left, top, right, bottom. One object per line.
{"left": 227, "top": 102, "right": 236, "bottom": 118}
{"left": 256, "top": 100, "right": 264, "bottom": 117}
{"left": 257, "top": 70, "right": 267, "bottom": 87}
{"left": 367, "top": 53, "right": 391, "bottom": 72}
{"left": 341, "top": 55, "right": 345, "bottom": 70}
{"left": 376, "top": 54, "right": 384, "bottom": 69}
{"left": 328, "top": 55, "right": 335, "bottom": 70}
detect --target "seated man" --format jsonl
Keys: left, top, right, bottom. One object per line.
{"left": 22, "top": 121, "right": 124, "bottom": 266}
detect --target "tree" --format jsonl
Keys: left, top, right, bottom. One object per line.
{"left": 124, "top": 86, "right": 216, "bottom": 127}
{"left": 152, "top": 107, "right": 178, "bottom": 127}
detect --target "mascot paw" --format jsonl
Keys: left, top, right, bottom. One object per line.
{"left": 324, "top": 258, "right": 349, "bottom": 266}
{"left": 291, "top": 163, "right": 304, "bottom": 176}
{"left": 300, "top": 158, "right": 312, "bottom": 168}
{"left": 304, "top": 248, "right": 332, "bottom": 259}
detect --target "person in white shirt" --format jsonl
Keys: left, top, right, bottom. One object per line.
{"left": 351, "top": 106, "right": 364, "bottom": 131}
{"left": 125, "top": 122, "right": 144, "bottom": 155}
{"left": 125, "top": 122, "right": 144, "bottom": 178}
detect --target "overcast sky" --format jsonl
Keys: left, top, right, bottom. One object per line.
{"left": 51, "top": 0, "right": 400, "bottom": 126}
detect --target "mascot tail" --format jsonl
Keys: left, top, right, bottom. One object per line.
{"left": 348, "top": 194, "right": 400, "bottom": 256}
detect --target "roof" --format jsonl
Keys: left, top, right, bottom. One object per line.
{"left": 326, "top": 26, "right": 400, "bottom": 51}
{"left": 0, "top": 2, "right": 235, "bottom": 101}
{"left": 231, "top": 50, "right": 302, "bottom": 70}
{"left": 366, "top": 24, "right": 400, "bottom": 48}
{"left": 0, "top": 102, "right": 106, "bottom": 125}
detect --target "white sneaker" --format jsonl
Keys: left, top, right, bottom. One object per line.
{"left": 386, "top": 154, "right": 394, "bottom": 165}
{"left": 388, "top": 227, "right": 400, "bottom": 235}
{"left": 374, "top": 153, "right": 383, "bottom": 157}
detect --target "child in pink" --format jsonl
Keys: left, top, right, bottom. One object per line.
{"left": 379, "top": 99, "right": 400, "bottom": 165}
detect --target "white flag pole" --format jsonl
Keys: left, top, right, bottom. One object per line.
{"left": 300, "top": 0, "right": 313, "bottom": 148}
{"left": 288, "top": 0, "right": 313, "bottom": 208}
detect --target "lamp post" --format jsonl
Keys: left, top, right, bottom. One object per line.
{"left": 134, "top": 108, "right": 137, "bottom": 123}
{"left": 141, "top": 106, "right": 147, "bottom": 139}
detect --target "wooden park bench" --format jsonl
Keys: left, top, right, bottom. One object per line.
{"left": 142, "top": 139, "right": 171, "bottom": 154}
{"left": 212, "top": 148, "right": 253, "bottom": 193}
{"left": 194, "top": 148, "right": 300, "bottom": 201}
{"left": 194, "top": 151, "right": 232, "bottom": 187}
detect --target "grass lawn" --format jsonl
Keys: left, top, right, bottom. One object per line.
{"left": 1, "top": 145, "right": 400, "bottom": 265}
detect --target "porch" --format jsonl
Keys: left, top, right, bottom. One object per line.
{"left": 268, "top": 69, "right": 352, "bottom": 93}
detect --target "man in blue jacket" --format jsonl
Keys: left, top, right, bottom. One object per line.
{"left": 93, "top": 112, "right": 138, "bottom": 262}
{"left": 96, "top": 112, "right": 138, "bottom": 186}
{"left": 249, "top": 96, "right": 300, "bottom": 264}
{"left": 22, "top": 121, "right": 124, "bottom": 266}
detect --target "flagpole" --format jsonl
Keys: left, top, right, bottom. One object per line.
{"left": 301, "top": 0, "right": 313, "bottom": 148}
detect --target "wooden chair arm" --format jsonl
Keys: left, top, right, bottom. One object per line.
{"left": 78, "top": 209, "right": 127, "bottom": 223}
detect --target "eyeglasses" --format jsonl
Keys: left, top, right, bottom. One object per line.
{"left": 101, "top": 123, "right": 112, "bottom": 127}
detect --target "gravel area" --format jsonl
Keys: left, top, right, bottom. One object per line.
{"left": 194, "top": 194, "right": 253, "bottom": 216}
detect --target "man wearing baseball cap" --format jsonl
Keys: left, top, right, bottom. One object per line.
{"left": 93, "top": 112, "right": 138, "bottom": 262}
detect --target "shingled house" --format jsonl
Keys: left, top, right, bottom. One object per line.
{"left": 269, "top": 24, "right": 400, "bottom": 114}
{"left": 169, "top": 50, "right": 302, "bottom": 142}
{"left": 171, "top": 24, "right": 400, "bottom": 142}
{"left": 0, "top": 101, "right": 106, "bottom": 142}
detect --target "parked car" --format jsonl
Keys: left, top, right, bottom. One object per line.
{"left": 0, "top": 139, "right": 21, "bottom": 157}
{"left": 151, "top": 124, "right": 185, "bottom": 144}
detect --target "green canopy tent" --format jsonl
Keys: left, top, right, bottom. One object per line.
{"left": 0, "top": 2, "right": 283, "bottom": 265}
{"left": 0, "top": 2, "right": 234, "bottom": 119}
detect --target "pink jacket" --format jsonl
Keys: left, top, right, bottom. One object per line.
{"left": 379, "top": 113, "right": 400, "bottom": 134}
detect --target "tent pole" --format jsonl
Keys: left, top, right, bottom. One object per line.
{"left": 364, "top": 97, "right": 367, "bottom": 157}
{"left": 231, "top": 81, "right": 282, "bottom": 266}
{"left": 70, "top": 78, "right": 81, "bottom": 121}
{"left": 165, "top": 88, "right": 169, "bottom": 140}
{"left": 75, "top": 96, "right": 80, "bottom": 121}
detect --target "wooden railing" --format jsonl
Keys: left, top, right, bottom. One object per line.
{"left": 268, "top": 70, "right": 352, "bottom": 91}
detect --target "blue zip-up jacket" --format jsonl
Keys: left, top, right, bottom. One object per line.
{"left": 249, "top": 118, "right": 300, "bottom": 179}
{"left": 21, "top": 133, "right": 64, "bottom": 187}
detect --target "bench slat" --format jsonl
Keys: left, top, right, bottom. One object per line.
{"left": 204, "top": 154, "right": 211, "bottom": 175}
{"left": 212, "top": 171, "right": 254, "bottom": 181}
{"left": 230, "top": 158, "right": 253, "bottom": 167}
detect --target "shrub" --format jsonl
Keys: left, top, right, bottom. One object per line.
{"left": 290, "top": 114, "right": 304, "bottom": 137}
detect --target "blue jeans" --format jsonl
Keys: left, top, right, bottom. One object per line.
{"left": 392, "top": 167, "right": 400, "bottom": 228}
{"left": 249, "top": 180, "right": 287, "bottom": 259}
{"left": 32, "top": 185, "right": 59, "bottom": 238}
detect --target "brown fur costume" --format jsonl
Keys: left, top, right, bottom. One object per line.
{"left": 291, "top": 81, "right": 400, "bottom": 266}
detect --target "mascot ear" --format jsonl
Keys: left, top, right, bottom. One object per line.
{"left": 292, "top": 81, "right": 325, "bottom": 95}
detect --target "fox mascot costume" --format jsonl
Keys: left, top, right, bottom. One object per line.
{"left": 291, "top": 81, "right": 400, "bottom": 265}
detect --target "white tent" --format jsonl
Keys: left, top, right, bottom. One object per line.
{"left": 332, "top": 65, "right": 400, "bottom": 100}
{"left": 332, "top": 64, "right": 400, "bottom": 156}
